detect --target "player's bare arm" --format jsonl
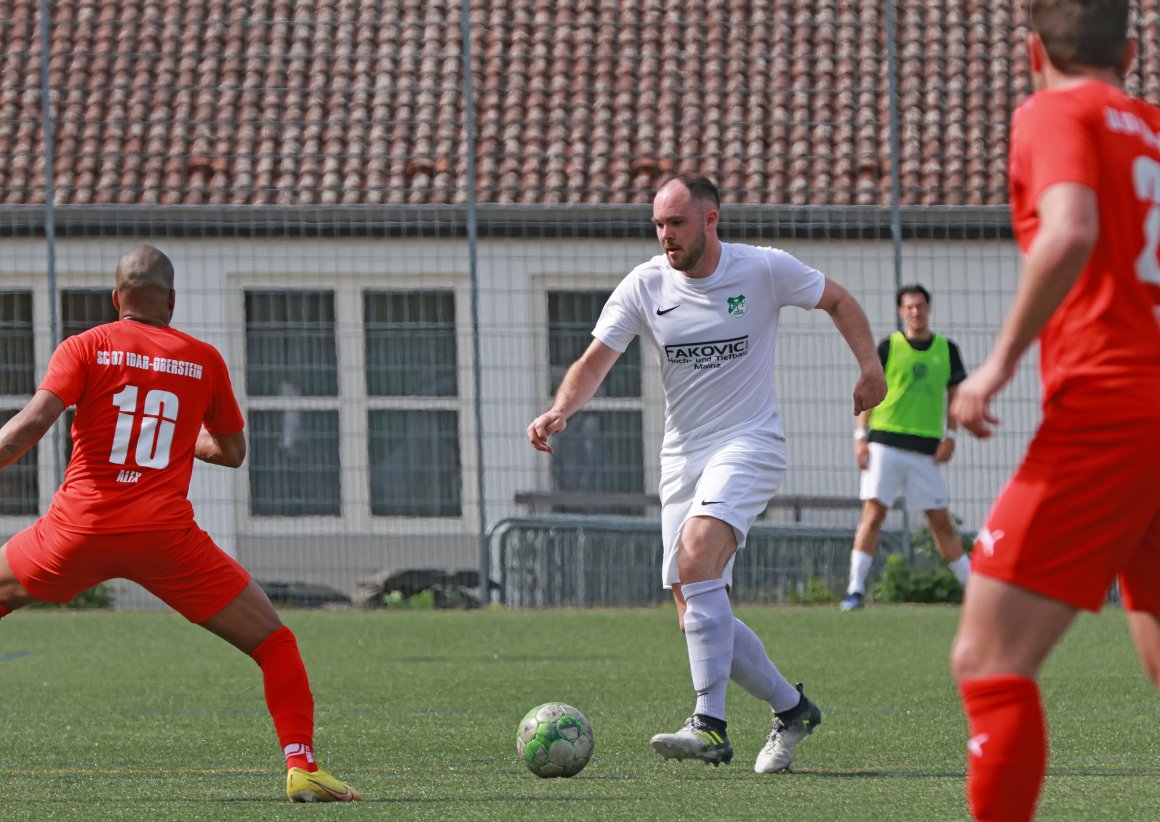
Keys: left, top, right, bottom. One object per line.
{"left": 934, "top": 385, "right": 958, "bottom": 464}
{"left": 853, "top": 408, "right": 872, "bottom": 470}
{"left": 815, "top": 278, "right": 888, "bottom": 414}
{"left": 952, "top": 183, "right": 1098, "bottom": 438}
{"left": 527, "top": 339, "right": 621, "bottom": 454}
{"left": 0, "top": 390, "right": 66, "bottom": 470}
{"left": 195, "top": 426, "right": 247, "bottom": 468}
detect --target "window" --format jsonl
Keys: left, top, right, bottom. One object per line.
{"left": 548, "top": 290, "right": 640, "bottom": 397}
{"left": 61, "top": 288, "right": 117, "bottom": 339}
{"left": 241, "top": 287, "right": 465, "bottom": 521}
{"left": 365, "top": 290, "right": 457, "bottom": 397}
{"left": 0, "top": 292, "right": 36, "bottom": 513}
{"left": 550, "top": 410, "right": 644, "bottom": 494}
{"left": 60, "top": 289, "right": 119, "bottom": 466}
{"left": 244, "top": 290, "right": 341, "bottom": 516}
{"left": 546, "top": 291, "right": 645, "bottom": 507}
{"left": 0, "top": 409, "right": 37, "bottom": 517}
{"left": 248, "top": 409, "right": 341, "bottom": 516}
{"left": 245, "top": 290, "right": 338, "bottom": 397}
{"left": 365, "top": 290, "right": 462, "bottom": 517}
{"left": 368, "top": 410, "right": 461, "bottom": 517}
{"left": 0, "top": 289, "right": 114, "bottom": 511}
{"left": 0, "top": 291, "right": 34, "bottom": 395}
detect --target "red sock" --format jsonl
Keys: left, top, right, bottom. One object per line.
{"left": 959, "top": 674, "right": 1046, "bottom": 822}
{"left": 281, "top": 742, "right": 318, "bottom": 773}
{"left": 250, "top": 626, "right": 317, "bottom": 772}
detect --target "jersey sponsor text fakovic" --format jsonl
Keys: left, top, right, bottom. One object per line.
{"left": 593, "top": 243, "right": 824, "bottom": 453}
{"left": 38, "top": 320, "right": 245, "bottom": 533}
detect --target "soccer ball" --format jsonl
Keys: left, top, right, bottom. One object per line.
{"left": 516, "top": 702, "right": 594, "bottom": 777}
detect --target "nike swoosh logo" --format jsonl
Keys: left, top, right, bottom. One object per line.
{"left": 701, "top": 500, "right": 725, "bottom": 505}
{"left": 656, "top": 305, "right": 681, "bottom": 315}
{"left": 307, "top": 777, "right": 355, "bottom": 801}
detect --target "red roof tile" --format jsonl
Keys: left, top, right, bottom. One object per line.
{"left": 2, "top": 1, "right": 1158, "bottom": 207}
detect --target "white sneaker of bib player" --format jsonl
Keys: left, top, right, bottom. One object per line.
{"left": 754, "top": 684, "right": 822, "bottom": 774}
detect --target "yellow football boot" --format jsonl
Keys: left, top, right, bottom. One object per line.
{"left": 286, "top": 766, "right": 362, "bottom": 803}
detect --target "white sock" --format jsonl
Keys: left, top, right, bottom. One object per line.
{"left": 729, "top": 618, "right": 803, "bottom": 714}
{"left": 949, "top": 555, "right": 971, "bottom": 586}
{"left": 848, "top": 550, "right": 874, "bottom": 595}
{"left": 681, "top": 578, "right": 733, "bottom": 722}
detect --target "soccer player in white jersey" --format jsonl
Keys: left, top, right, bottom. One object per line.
{"left": 528, "top": 175, "right": 886, "bottom": 772}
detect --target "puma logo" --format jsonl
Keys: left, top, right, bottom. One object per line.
{"left": 977, "top": 528, "right": 1005, "bottom": 558}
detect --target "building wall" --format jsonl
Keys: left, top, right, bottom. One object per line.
{"left": 0, "top": 234, "right": 1032, "bottom": 607}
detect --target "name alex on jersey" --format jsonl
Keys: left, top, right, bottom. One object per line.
{"left": 664, "top": 336, "right": 749, "bottom": 370}
{"left": 95, "top": 349, "right": 205, "bottom": 379}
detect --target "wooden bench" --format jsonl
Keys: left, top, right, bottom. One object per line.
{"left": 514, "top": 491, "right": 901, "bottom": 522}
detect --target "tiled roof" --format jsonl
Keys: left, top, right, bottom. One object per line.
{"left": 1, "top": 0, "right": 1158, "bottom": 207}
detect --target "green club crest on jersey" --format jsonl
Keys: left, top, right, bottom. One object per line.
{"left": 727, "top": 295, "right": 747, "bottom": 317}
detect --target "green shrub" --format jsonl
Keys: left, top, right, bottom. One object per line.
{"left": 913, "top": 518, "right": 976, "bottom": 558}
{"left": 874, "top": 554, "right": 963, "bottom": 604}
{"left": 874, "top": 519, "right": 972, "bottom": 605}
{"left": 381, "top": 588, "right": 435, "bottom": 609}
{"left": 788, "top": 576, "right": 837, "bottom": 605}
{"left": 30, "top": 583, "right": 116, "bottom": 610}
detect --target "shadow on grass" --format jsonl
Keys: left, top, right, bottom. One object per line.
{"left": 800, "top": 766, "right": 1159, "bottom": 779}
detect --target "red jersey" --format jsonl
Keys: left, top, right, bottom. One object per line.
{"left": 1008, "top": 81, "right": 1160, "bottom": 407}
{"left": 39, "top": 319, "right": 245, "bottom": 533}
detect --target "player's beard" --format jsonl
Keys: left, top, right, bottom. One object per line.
{"left": 907, "top": 314, "right": 930, "bottom": 336}
{"left": 666, "top": 230, "right": 706, "bottom": 273}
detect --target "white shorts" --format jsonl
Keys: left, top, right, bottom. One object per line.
{"left": 659, "top": 433, "right": 787, "bottom": 589}
{"left": 859, "top": 441, "right": 949, "bottom": 512}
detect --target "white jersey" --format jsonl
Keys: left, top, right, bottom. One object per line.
{"left": 593, "top": 242, "right": 825, "bottom": 454}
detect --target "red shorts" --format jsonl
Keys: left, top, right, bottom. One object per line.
{"left": 3, "top": 516, "right": 251, "bottom": 623}
{"left": 972, "top": 408, "right": 1160, "bottom": 613}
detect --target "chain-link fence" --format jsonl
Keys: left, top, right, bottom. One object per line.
{"left": 2, "top": 1, "right": 1157, "bottom": 607}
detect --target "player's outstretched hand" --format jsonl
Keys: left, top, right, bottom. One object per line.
{"left": 854, "top": 439, "right": 870, "bottom": 470}
{"left": 950, "top": 359, "right": 1012, "bottom": 439}
{"left": 527, "top": 411, "right": 568, "bottom": 454}
{"left": 852, "top": 367, "right": 887, "bottom": 416}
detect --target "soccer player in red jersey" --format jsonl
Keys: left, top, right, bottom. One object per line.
{"left": 0, "top": 246, "right": 360, "bottom": 803}
{"left": 949, "top": 2, "right": 1160, "bottom": 819}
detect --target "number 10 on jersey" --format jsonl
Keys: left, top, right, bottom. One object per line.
{"left": 110, "top": 385, "right": 180, "bottom": 469}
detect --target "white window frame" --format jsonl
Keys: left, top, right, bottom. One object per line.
{"left": 232, "top": 273, "right": 476, "bottom": 537}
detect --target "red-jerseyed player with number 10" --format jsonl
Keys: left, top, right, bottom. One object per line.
{"left": 949, "top": 1, "right": 1160, "bottom": 819}
{"left": 0, "top": 246, "right": 360, "bottom": 803}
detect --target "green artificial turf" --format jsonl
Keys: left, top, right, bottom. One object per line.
{"left": 0, "top": 604, "right": 1155, "bottom": 820}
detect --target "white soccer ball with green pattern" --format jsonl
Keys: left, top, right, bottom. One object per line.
{"left": 516, "top": 702, "right": 594, "bottom": 777}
